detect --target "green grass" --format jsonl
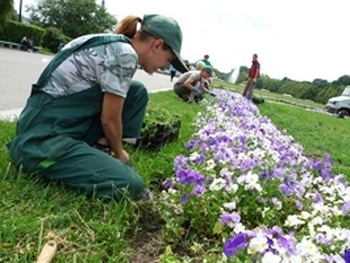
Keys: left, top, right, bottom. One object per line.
{"left": 0, "top": 91, "right": 204, "bottom": 262}
{"left": 1, "top": 88, "right": 349, "bottom": 262}
{"left": 258, "top": 101, "right": 350, "bottom": 177}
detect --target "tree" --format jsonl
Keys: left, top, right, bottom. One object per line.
{"left": 27, "top": 0, "right": 117, "bottom": 38}
{"left": 0, "top": 0, "right": 14, "bottom": 28}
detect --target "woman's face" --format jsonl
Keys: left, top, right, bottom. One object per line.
{"left": 140, "top": 38, "right": 175, "bottom": 74}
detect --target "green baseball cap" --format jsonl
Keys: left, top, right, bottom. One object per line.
{"left": 141, "top": 14, "right": 188, "bottom": 73}
{"left": 203, "top": 66, "right": 214, "bottom": 77}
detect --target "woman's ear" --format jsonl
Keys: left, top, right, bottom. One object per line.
{"left": 152, "top": 39, "right": 164, "bottom": 51}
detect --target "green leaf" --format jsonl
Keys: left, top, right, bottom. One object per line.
{"left": 213, "top": 222, "right": 222, "bottom": 234}
{"left": 164, "top": 245, "right": 173, "bottom": 256}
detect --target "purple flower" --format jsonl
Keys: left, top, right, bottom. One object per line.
{"left": 316, "top": 233, "right": 332, "bottom": 245}
{"left": 273, "top": 167, "right": 285, "bottom": 179}
{"left": 259, "top": 170, "right": 272, "bottom": 180}
{"left": 279, "top": 183, "right": 295, "bottom": 196}
{"left": 344, "top": 248, "right": 350, "bottom": 263}
{"left": 219, "top": 212, "right": 241, "bottom": 224}
{"left": 321, "top": 169, "right": 331, "bottom": 182}
{"left": 295, "top": 199, "right": 304, "bottom": 211}
{"left": 181, "top": 193, "right": 191, "bottom": 205}
{"left": 176, "top": 169, "right": 197, "bottom": 185}
{"left": 342, "top": 202, "right": 350, "bottom": 215}
{"left": 324, "top": 152, "right": 333, "bottom": 171}
{"left": 314, "top": 193, "right": 324, "bottom": 205}
{"left": 311, "top": 159, "right": 323, "bottom": 171}
{"left": 240, "top": 158, "right": 255, "bottom": 171}
{"left": 278, "top": 235, "right": 297, "bottom": 255}
{"left": 174, "top": 155, "right": 189, "bottom": 169}
{"left": 266, "top": 237, "right": 276, "bottom": 253}
{"left": 223, "top": 233, "right": 247, "bottom": 257}
{"left": 162, "top": 178, "right": 175, "bottom": 190}
{"left": 185, "top": 139, "right": 198, "bottom": 150}
{"left": 193, "top": 184, "right": 205, "bottom": 196}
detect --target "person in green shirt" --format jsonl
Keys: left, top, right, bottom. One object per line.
{"left": 7, "top": 14, "right": 187, "bottom": 201}
{"left": 197, "top": 54, "right": 212, "bottom": 67}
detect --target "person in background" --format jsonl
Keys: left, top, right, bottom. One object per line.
{"left": 195, "top": 61, "right": 205, "bottom": 71}
{"left": 173, "top": 66, "right": 213, "bottom": 103}
{"left": 169, "top": 65, "right": 177, "bottom": 81}
{"left": 7, "top": 14, "right": 187, "bottom": 201}
{"left": 197, "top": 54, "right": 212, "bottom": 67}
{"left": 21, "top": 35, "right": 34, "bottom": 52}
{"left": 242, "top": 53, "right": 260, "bottom": 100}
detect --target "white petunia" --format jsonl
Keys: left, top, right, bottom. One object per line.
{"left": 285, "top": 215, "right": 305, "bottom": 227}
{"left": 223, "top": 201, "right": 236, "bottom": 211}
{"left": 209, "top": 178, "right": 227, "bottom": 191}
{"left": 247, "top": 234, "right": 269, "bottom": 254}
{"left": 262, "top": 251, "right": 281, "bottom": 263}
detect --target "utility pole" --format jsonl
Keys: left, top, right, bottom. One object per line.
{"left": 101, "top": 0, "right": 105, "bottom": 8}
{"left": 18, "top": 0, "right": 23, "bottom": 22}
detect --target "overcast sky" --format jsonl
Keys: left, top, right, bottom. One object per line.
{"left": 14, "top": 0, "right": 350, "bottom": 82}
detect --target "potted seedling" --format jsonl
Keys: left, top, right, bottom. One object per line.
{"left": 136, "top": 102, "right": 181, "bottom": 151}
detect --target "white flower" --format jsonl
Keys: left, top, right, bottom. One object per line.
{"left": 299, "top": 211, "right": 312, "bottom": 220}
{"left": 233, "top": 223, "right": 245, "bottom": 234}
{"left": 246, "top": 171, "right": 259, "bottom": 185}
{"left": 247, "top": 234, "right": 268, "bottom": 254}
{"left": 262, "top": 251, "right": 281, "bottom": 263}
{"left": 225, "top": 183, "right": 239, "bottom": 193}
{"left": 223, "top": 202, "right": 236, "bottom": 210}
{"left": 296, "top": 237, "right": 322, "bottom": 260}
{"left": 280, "top": 255, "right": 303, "bottom": 263}
{"left": 168, "top": 188, "right": 177, "bottom": 195}
{"left": 310, "top": 216, "right": 323, "bottom": 226}
{"left": 285, "top": 215, "right": 305, "bottom": 227}
{"left": 331, "top": 254, "right": 346, "bottom": 263}
{"left": 205, "top": 159, "right": 216, "bottom": 171}
{"left": 189, "top": 151, "right": 200, "bottom": 161}
{"left": 209, "top": 178, "right": 227, "bottom": 191}
{"left": 262, "top": 207, "right": 270, "bottom": 218}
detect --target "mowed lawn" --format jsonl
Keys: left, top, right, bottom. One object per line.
{"left": 0, "top": 87, "right": 349, "bottom": 261}
{"left": 258, "top": 101, "right": 350, "bottom": 177}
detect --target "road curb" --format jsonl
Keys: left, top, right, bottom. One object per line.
{"left": 0, "top": 87, "right": 173, "bottom": 121}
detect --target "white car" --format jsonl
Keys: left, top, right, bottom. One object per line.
{"left": 325, "top": 86, "right": 350, "bottom": 116}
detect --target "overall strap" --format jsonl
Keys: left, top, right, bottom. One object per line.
{"left": 31, "top": 35, "right": 132, "bottom": 94}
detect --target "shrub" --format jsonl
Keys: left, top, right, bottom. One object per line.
{"left": 0, "top": 20, "right": 45, "bottom": 46}
{"left": 41, "top": 27, "right": 67, "bottom": 52}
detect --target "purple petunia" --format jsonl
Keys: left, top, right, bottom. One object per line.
{"left": 223, "top": 233, "right": 247, "bottom": 257}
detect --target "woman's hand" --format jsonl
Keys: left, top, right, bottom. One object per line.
{"left": 114, "top": 149, "right": 130, "bottom": 163}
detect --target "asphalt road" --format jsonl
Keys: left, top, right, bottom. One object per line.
{"left": 0, "top": 47, "right": 176, "bottom": 119}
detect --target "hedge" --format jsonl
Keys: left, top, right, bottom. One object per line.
{"left": 0, "top": 20, "right": 45, "bottom": 46}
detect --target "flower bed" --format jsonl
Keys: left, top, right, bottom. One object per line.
{"left": 158, "top": 89, "right": 350, "bottom": 262}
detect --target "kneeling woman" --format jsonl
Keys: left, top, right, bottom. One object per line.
{"left": 7, "top": 14, "right": 187, "bottom": 200}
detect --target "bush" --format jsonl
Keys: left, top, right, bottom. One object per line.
{"left": 41, "top": 27, "right": 68, "bottom": 52}
{"left": 0, "top": 20, "right": 45, "bottom": 46}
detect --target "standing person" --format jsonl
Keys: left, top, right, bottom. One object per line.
{"left": 169, "top": 65, "right": 177, "bottom": 82}
{"left": 7, "top": 14, "right": 187, "bottom": 200}
{"left": 242, "top": 53, "right": 260, "bottom": 100}
{"left": 197, "top": 54, "right": 212, "bottom": 67}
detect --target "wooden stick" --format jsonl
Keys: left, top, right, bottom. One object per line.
{"left": 37, "top": 240, "right": 57, "bottom": 263}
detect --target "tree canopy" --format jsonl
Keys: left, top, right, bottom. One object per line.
{"left": 0, "top": 0, "right": 15, "bottom": 28}
{"left": 27, "top": 0, "right": 117, "bottom": 38}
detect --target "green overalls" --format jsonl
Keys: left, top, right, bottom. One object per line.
{"left": 7, "top": 35, "right": 148, "bottom": 200}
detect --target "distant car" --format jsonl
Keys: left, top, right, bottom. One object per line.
{"left": 325, "top": 86, "right": 350, "bottom": 116}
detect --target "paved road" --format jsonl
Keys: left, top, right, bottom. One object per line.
{"left": 0, "top": 47, "right": 176, "bottom": 120}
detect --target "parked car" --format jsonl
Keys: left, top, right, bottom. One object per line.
{"left": 325, "top": 86, "right": 350, "bottom": 116}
